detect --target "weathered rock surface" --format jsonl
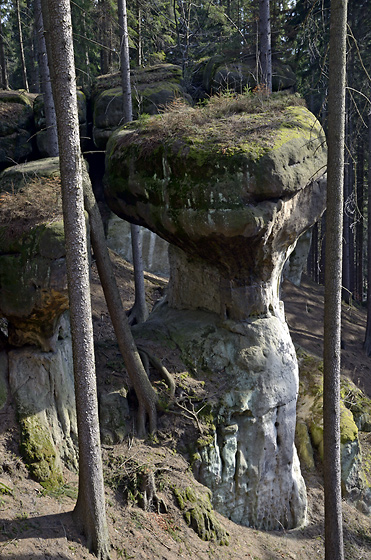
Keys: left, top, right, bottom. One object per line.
{"left": 0, "top": 158, "right": 79, "bottom": 485}
{"left": 0, "top": 158, "right": 67, "bottom": 350}
{"left": 9, "top": 312, "right": 78, "bottom": 486}
{"left": 200, "top": 55, "right": 296, "bottom": 97}
{"left": 296, "top": 349, "right": 371, "bottom": 515}
{"left": 104, "top": 95, "right": 327, "bottom": 529}
{"left": 0, "top": 91, "right": 35, "bottom": 171}
{"left": 92, "top": 64, "right": 190, "bottom": 149}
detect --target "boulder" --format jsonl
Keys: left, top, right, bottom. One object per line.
{"left": 0, "top": 91, "right": 35, "bottom": 171}
{"left": 92, "top": 64, "right": 190, "bottom": 149}
{"left": 201, "top": 55, "right": 296, "bottom": 97}
{"left": 104, "top": 94, "right": 327, "bottom": 529}
{"left": 296, "top": 349, "right": 371, "bottom": 515}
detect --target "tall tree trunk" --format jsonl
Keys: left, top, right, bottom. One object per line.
{"left": 40, "top": 0, "right": 110, "bottom": 557}
{"left": 16, "top": 0, "right": 29, "bottom": 91}
{"left": 323, "top": 0, "right": 347, "bottom": 558}
{"left": 99, "top": 0, "right": 110, "bottom": 74}
{"left": 355, "top": 138, "right": 364, "bottom": 302}
{"left": 364, "top": 106, "right": 371, "bottom": 354}
{"left": 258, "top": 0, "right": 272, "bottom": 93}
{"left": 118, "top": 0, "right": 149, "bottom": 325}
{"left": 136, "top": 0, "right": 142, "bottom": 66}
{"left": 34, "top": 0, "right": 59, "bottom": 156}
{"left": 0, "top": 10, "right": 9, "bottom": 89}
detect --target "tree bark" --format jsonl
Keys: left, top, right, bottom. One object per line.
{"left": 117, "top": 0, "right": 132, "bottom": 122}
{"left": 258, "top": 0, "right": 272, "bottom": 93}
{"left": 40, "top": 0, "right": 110, "bottom": 557}
{"left": 83, "top": 178, "right": 158, "bottom": 434}
{"left": 364, "top": 106, "right": 371, "bottom": 354}
{"left": 16, "top": 0, "right": 29, "bottom": 91}
{"left": 117, "top": 0, "right": 149, "bottom": 325}
{"left": 34, "top": 0, "right": 59, "bottom": 156}
{"left": 355, "top": 138, "right": 364, "bottom": 302}
{"left": 0, "top": 10, "right": 8, "bottom": 89}
{"left": 323, "top": 0, "right": 347, "bottom": 558}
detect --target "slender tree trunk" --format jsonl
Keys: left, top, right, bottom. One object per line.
{"left": 40, "top": 0, "right": 110, "bottom": 557}
{"left": 118, "top": 0, "right": 132, "bottom": 122}
{"left": 16, "top": 0, "right": 29, "bottom": 91}
{"left": 258, "top": 0, "right": 272, "bottom": 93}
{"left": 323, "top": 0, "right": 347, "bottom": 558}
{"left": 364, "top": 107, "right": 371, "bottom": 354}
{"left": 355, "top": 139, "right": 364, "bottom": 302}
{"left": 34, "top": 0, "right": 59, "bottom": 156}
{"left": 136, "top": 0, "right": 142, "bottom": 66}
{"left": 118, "top": 0, "right": 149, "bottom": 325}
{"left": 0, "top": 10, "right": 8, "bottom": 89}
{"left": 99, "top": 0, "right": 110, "bottom": 74}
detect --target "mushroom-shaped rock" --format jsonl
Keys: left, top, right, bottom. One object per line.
{"left": 105, "top": 98, "right": 327, "bottom": 321}
{"left": 104, "top": 95, "right": 327, "bottom": 529}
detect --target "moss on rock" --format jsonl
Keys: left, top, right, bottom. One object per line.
{"left": 20, "top": 414, "right": 64, "bottom": 489}
{"left": 173, "top": 485, "right": 229, "bottom": 545}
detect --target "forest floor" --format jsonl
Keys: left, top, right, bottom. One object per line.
{"left": 0, "top": 252, "right": 371, "bottom": 560}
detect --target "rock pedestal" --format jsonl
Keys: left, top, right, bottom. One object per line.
{"left": 105, "top": 98, "right": 327, "bottom": 528}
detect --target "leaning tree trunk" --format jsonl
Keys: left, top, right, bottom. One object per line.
{"left": 34, "top": 0, "right": 59, "bottom": 156}
{"left": 118, "top": 0, "right": 149, "bottom": 325}
{"left": 323, "top": 0, "right": 347, "bottom": 558}
{"left": 83, "top": 178, "right": 158, "bottom": 434}
{"left": 16, "top": 0, "right": 29, "bottom": 91}
{"left": 258, "top": 0, "right": 272, "bottom": 93}
{"left": 364, "top": 106, "right": 371, "bottom": 355}
{"left": 40, "top": 0, "right": 110, "bottom": 557}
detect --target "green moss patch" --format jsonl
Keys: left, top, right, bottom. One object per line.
{"left": 20, "top": 414, "right": 63, "bottom": 490}
{"left": 173, "top": 485, "right": 229, "bottom": 545}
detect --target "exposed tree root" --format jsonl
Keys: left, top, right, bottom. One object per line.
{"left": 137, "top": 345, "right": 176, "bottom": 399}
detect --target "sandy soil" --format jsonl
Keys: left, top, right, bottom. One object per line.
{"left": 0, "top": 257, "right": 370, "bottom": 560}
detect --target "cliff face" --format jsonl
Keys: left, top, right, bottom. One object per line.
{"left": 104, "top": 94, "right": 327, "bottom": 529}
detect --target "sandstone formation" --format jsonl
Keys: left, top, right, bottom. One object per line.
{"left": 104, "top": 95, "right": 327, "bottom": 529}
{"left": 0, "top": 158, "right": 78, "bottom": 487}
{"left": 0, "top": 91, "right": 35, "bottom": 171}
{"left": 296, "top": 349, "right": 371, "bottom": 516}
{"left": 92, "top": 64, "right": 190, "bottom": 149}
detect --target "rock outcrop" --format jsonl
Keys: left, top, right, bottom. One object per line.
{"left": 104, "top": 94, "right": 327, "bottom": 529}
{"left": 92, "top": 64, "right": 190, "bottom": 149}
{"left": 296, "top": 349, "right": 371, "bottom": 515}
{"left": 0, "top": 158, "right": 78, "bottom": 487}
{"left": 0, "top": 91, "right": 35, "bottom": 171}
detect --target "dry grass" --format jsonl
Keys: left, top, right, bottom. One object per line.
{"left": 0, "top": 176, "right": 63, "bottom": 241}
{"left": 118, "top": 91, "right": 307, "bottom": 160}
